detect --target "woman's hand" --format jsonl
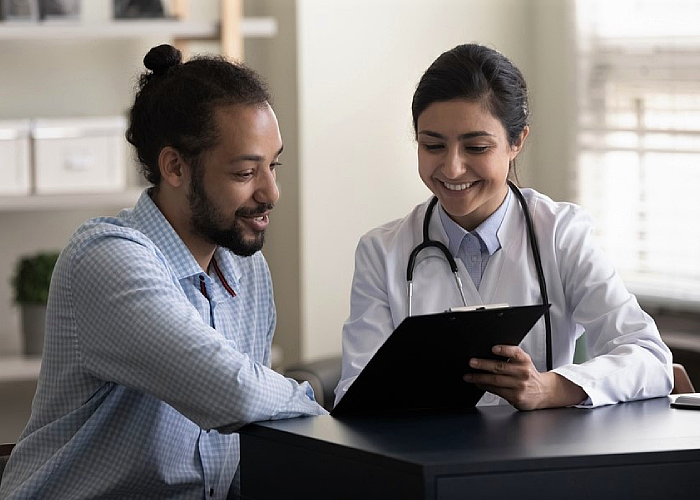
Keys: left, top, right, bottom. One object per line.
{"left": 463, "top": 345, "right": 587, "bottom": 410}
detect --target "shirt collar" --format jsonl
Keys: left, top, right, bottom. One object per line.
{"left": 437, "top": 187, "right": 512, "bottom": 257}
{"left": 121, "top": 189, "right": 211, "bottom": 281}
{"left": 212, "top": 247, "right": 242, "bottom": 290}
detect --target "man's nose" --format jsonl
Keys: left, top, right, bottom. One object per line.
{"left": 255, "top": 168, "right": 280, "bottom": 205}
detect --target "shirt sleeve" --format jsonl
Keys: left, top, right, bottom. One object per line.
{"left": 68, "top": 231, "right": 326, "bottom": 431}
{"left": 548, "top": 205, "right": 673, "bottom": 407}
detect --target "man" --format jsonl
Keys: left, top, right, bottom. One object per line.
{"left": 0, "top": 45, "right": 326, "bottom": 499}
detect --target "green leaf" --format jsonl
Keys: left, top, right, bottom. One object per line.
{"left": 11, "top": 251, "right": 61, "bottom": 305}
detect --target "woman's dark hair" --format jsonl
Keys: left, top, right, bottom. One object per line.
{"left": 126, "top": 44, "right": 271, "bottom": 185}
{"left": 411, "top": 44, "right": 529, "bottom": 148}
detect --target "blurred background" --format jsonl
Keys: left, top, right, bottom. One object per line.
{"left": 1, "top": 0, "right": 699, "bottom": 441}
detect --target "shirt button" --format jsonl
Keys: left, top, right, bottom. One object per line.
{"left": 209, "top": 487, "right": 215, "bottom": 496}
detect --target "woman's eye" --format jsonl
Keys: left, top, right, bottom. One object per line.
{"left": 236, "top": 171, "right": 254, "bottom": 179}
{"left": 466, "top": 146, "right": 488, "bottom": 153}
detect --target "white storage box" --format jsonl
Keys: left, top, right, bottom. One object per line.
{"left": 32, "top": 116, "right": 127, "bottom": 194}
{"left": 0, "top": 120, "right": 31, "bottom": 196}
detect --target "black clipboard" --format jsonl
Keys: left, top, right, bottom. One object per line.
{"left": 331, "top": 303, "right": 549, "bottom": 417}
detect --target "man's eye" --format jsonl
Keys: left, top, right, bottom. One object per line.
{"left": 236, "top": 171, "right": 254, "bottom": 179}
{"left": 424, "top": 144, "right": 444, "bottom": 151}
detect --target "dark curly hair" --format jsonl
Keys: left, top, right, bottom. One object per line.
{"left": 126, "top": 44, "right": 271, "bottom": 185}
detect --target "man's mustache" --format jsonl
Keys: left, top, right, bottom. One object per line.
{"left": 236, "top": 203, "right": 274, "bottom": 217}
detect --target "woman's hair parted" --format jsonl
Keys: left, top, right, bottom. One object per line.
{"left": 126, "top": 44, "right": 271, "bottom": 185}
{"left": 411, "top": 43, "right": 529, "bottom": 148}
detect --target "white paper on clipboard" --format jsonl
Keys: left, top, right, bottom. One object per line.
{"left": 448, "top": 303, "right": 510, "bottom": 313}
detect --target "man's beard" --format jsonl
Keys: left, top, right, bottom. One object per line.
{"left": 188, "top": 169, "right": 273, "bottom": 257}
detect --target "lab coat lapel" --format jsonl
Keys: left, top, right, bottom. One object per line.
{"left": 478, "top": 194, "right": 524, "bottom": 304}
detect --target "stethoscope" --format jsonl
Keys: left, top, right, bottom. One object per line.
{"left": 406, "top": 180, "right": 553, "bottom": 371}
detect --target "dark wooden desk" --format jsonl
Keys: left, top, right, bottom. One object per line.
{"left": 239, "top": 397, "right": 700, "bottom": 499}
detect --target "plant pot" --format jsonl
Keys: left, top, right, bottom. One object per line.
{"left": 21, "top": 304, "right": 46, "bottom": 356}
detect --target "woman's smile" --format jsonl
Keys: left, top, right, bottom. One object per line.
{"left": 442, "top": 180, "right": 479, "bottom": 191}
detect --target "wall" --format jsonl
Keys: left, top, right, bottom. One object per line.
{"left": 295, "top": 0, "right": 537, "bottom": 362}
{"left": 527, "top": 0, "right": 577, "bottom": 202}
{"left": 244, "top": 0, "right": 304, "bottom": 366}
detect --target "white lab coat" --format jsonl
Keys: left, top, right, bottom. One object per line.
{"left": 336, "top": 188, "right": 673, "bottom": 408}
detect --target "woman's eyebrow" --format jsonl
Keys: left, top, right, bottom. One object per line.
{"left": 418, "top": 130, "right": 496, "bottom": 140}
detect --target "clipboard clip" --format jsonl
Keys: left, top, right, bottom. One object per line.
{"left": 447, "top": 303, "right": 510, "bottom": 313}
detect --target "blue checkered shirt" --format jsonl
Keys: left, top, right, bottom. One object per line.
{"left": 0, "top": 189, "right": 326, "bottom": 500}
{"left": 437, "top": 189, "right": 511, "bottom": 289}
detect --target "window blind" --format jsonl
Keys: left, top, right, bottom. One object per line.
{"left": 574, "top": 0, "right": 700, "bottom": 309}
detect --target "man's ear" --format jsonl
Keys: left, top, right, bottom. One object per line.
{"left": 158, "top": 147, "right": 188, "bottom": 188}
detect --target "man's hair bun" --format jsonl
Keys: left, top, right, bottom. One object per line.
{"left": 143, "top": 44, "right": 182, "bottom": 76}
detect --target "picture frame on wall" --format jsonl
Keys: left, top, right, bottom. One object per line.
{"left": 113, "top": 0, "right": 165, "bottom": 19}
{"left": 38, "top": 0, "right": 80, "bottom": 20}
{"left": 0, "top": 0, "right": 40, "bottom": 21}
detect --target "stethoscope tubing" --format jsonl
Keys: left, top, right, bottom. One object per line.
{"left": 508, "top": 181, "right": 553, "bottom": 371}
{"left": 406, "top": 181, "right": 553, "bottom": 371}
{"left": 406, "top": 197, "right": 468, "bottom": 317}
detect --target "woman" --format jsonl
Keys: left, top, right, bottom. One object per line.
{"left": 335, "top": 43, "right": 672, "bottom": 410}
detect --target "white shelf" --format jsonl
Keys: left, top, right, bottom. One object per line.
{"left": 0, "top": 188, "right": 143, "bottom": 212}
{"left": 0, "top": 17, "right": 277, "bottom": 41}
{"left": 0, "top": 356, "right": 41, "bottom": 382}
{"left": 237, "top": 18, "right": 279, "bottom": 38}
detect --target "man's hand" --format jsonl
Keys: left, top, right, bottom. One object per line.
{"left": 463, "top": 345, "right": 587, "bottom": 410}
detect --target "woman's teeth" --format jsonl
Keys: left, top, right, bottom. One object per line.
{"left": 443, "top": 181, "right": 475, "bottom": 191}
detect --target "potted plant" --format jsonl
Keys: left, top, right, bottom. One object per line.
{"left": 11, "top": 251, "right": 60, "bottom": 356}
